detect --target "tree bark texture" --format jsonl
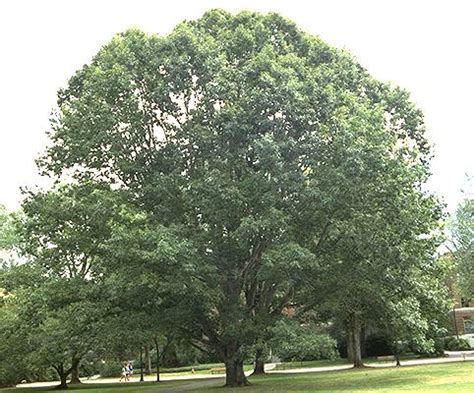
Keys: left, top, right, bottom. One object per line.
{"left": 154, "top": 337, "right": 161, "bottom": 382}
{"left": 348, "top": 314, "right": 364, "bottom": 367}
{"left": 144, "top": 345, "right": 152, "bottom": 375}
{"left": 53, "top": 363, "right": 71, "bottom": 390}
{"left": 225, "top": 356, "right": 248, "bottom": 387}
{"left": 347, "top": 329, "right": 354, "bottom": 363}
{"left": 69, "top": 356, "right": 81, "bottom": 384}
{"left": 162, "top": 342, "right": 179, "bottom": 367}
{"left": 59, "top": 373, "right": 68, "bottom": 390}
{"left": 252, "top": 347, "right": 265, "bottom": 375}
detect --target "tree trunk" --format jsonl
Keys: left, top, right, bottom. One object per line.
{"left": 144, "top": 345, "right": 152, "bottom": 375}
{"left": 252, "top": 347, "right": 265, "bottom": 375}
{"left": 360, "top": 325, "right": 367, "bottom": 358}
{"left": 53, "top": 363, "right": 69, "bottom": 390}
{"left": 395, "top": 353, "right": 401, "bottom": 367}
{"left": 391, "top": 339, "right": 402, "bottom": 367}
{"left": 59, "top": 373, "right": 68, "bottom": 390}
{"left": 69, "top": 356, "right": 81, "bottom": 384}
{"left": 346, "top": 329, "right": 354, "bottom": 363}
{"left": 349, "top": 314, "right": 364, "bottom": 367}
{"left": 154, "top": 337, "right": 160, "bottom": 382}
{"left": 225, "top": 356, "right": 248, "bottom": 387}
{"left": 162, "top": 342, "right": 179, "bottom": 367}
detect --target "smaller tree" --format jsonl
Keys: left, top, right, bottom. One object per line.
{"left": 0, "top": 287, "right": 32, "bottom": 387}
{"left": 1, "top": 266, "right": 107, "bottom": 389}
{"left": 28, "top": 289, "right": 105, "bottom": 389}
{"left": 9, "top": 183, "right": 121, "bottom": 388}
{"left": 448, "top": 194, "right": 474, "bottom": 297}
{"left": 377, "top": 255, "right": 451, "bottom": 365}
{"left": 97, "top": 201, "right": 194, "bottom": 383}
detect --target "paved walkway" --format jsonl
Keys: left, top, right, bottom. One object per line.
{"left": 365, "top": 351, "right": 474, "bottom": 368}
{"left": 268, "top": 353, "right": 474, "bottom": 374}
{"left": 268, "top": 363, "right": 353, "bottom": 374}
{"left": 17, "top": 365, "right": 273, "bottom": 389}
{"left": 18, "top": 374, "right": 225, "bottom": 389}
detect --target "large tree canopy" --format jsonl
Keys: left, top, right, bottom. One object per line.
{"left": 38, "top": 10, "right": 437, "bottom": 387}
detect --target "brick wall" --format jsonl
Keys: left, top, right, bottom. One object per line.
{"left": 451, "top": 308, "right": 474, "bottom": 335}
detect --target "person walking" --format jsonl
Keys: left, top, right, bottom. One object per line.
{"left": 119, "top": 363, "right": 129, "bottom": 382}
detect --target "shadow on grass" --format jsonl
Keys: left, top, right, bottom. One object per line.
{"left": 2, "top": 380, "right": 185, "bottom": 393}
{"left": 197, "top": 362, "right": 474, "bottom": 392}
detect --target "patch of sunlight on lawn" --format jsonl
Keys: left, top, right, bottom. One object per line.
{"left": 190, "top": 361, "right": 474, "bottom": 392}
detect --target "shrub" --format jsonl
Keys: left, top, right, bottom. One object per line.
{"left": 444, "top": 337, "right": 471, "bottom": 351}
{"left": 364, "top": 333, "right": 392, "bottom": 357}
{"left": 432, "top": 337, "right": 445, "bottom": 356}
{"left": 271, "top": 320, "right": 339, "bottom": 362}
{"left": 98, "top": 361, "right": 122, "bottom": 377}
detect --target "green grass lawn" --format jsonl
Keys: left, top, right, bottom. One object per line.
{"left": 0, "top": 380, "right": 185, "bottom": 393}
{"left": 274, "top": 354, "right": 425, "bottom": 370}
{"left": 197, "top": 361, "right": 474, "bottom": 392}
{"left": 3, "top": 361, "right": 474, "bottom": 392}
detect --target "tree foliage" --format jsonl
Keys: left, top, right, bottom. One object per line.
{"left": 270, "top": 320, "right": 338, "bottom": 362}
{"left": 0, "top": 184, "right": 120, "bottom": 388}
{"left": 0, "top": 205, "right": 22, "bottom": 266}
{"left": 18, "top": 9, "right": 446, "bottom": 387}
{"left": 448, "top": 190, "right": 474, "bottom": 296}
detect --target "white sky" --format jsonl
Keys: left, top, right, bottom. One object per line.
{"left": 0, "top": 0, "right": 472, "bottom": 212}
